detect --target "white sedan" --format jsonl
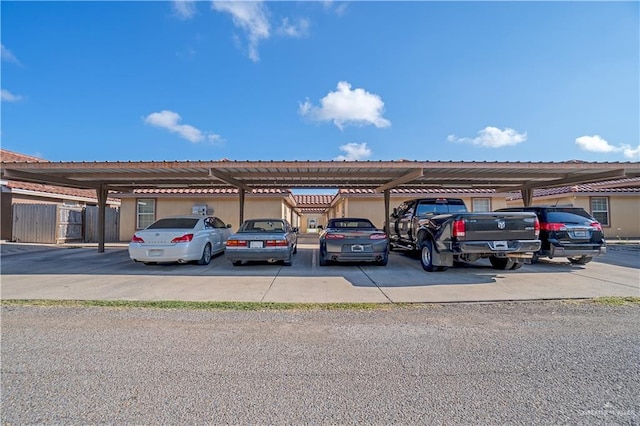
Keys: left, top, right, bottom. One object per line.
{"left": 128, "top": 215, "right": 232, "bottom": 265}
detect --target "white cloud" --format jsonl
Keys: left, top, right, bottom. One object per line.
{"left": 322, "top": 1, "right": 348, "bottom": 16}
{"left": 576, "top": 135, "right": 640, "bottom": 160}
{"left": 299, "top": 81, "right": 391, "bottom": 130}
{"left": 447, "top": 126, "right": 527, "bottom": 148}
{"left": 173, "top": 0, "right": 197, "bottom": 20}
{"left": 1, "top": 44, "right": 20, "bottom": 64}
{"left": 1, "top": 89, "right": 23, "bottom": 102}
{"left": 278, "top": 17, "right": 310, "bottom": 38}
{"left": 334, "top": 142, "right": 372, "bottom": 161}
{"left": 144, "top": 110, "right": 220, "bottom": 143}
{"left": 212, "top": 1, "right": 270, "bottom": 62}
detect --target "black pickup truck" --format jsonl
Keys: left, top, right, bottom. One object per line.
{"left": 387, "top": 198, "right": 541, "bottom": 271}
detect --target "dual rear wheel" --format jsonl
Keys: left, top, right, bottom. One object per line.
{"left": 489, "top": 256, "right": 523, "bottom": 270}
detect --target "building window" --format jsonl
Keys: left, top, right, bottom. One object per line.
{"left": 590, "top": 197, "right": 609, "bottom": 226}
{"left": 472, "top": 198, "right": 491, "bottom": 212}
{"left": 136, "top": 199, "right": 155, "bottom": 229}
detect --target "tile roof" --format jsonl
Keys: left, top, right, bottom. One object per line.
{"left": 507, "top": 178, "right": 640, "bottom": 200}
{"left": 339, "top": 188, "right": 497, "bottom": 195}
{"left": 130, "top": 188, "right": 291, "bottom": 195}
{"left": 1, "top": 149, "right": 48, "bottom": 163}
{"left": 293, "top": 194, "right": 335, "bottom": 205}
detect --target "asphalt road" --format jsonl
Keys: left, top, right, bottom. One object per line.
{"left": 2, "top": 302, "right": 639, "bottom": 425}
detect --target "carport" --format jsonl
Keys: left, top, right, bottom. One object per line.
{"left": 1, "top": 159, "right": 639, "bottom": 252}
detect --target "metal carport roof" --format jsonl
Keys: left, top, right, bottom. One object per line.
{"left": 2, "top": 158, "right": 639, "bottom": 252}
{"left": 2, "top": 159, "right": 639, "bottom": 193}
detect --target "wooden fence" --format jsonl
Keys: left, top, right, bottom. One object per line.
{"left": 11, "top": 204, "right": 119, "bottom": 244}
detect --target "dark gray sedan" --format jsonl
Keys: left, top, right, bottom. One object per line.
{"left": 319, "top": 218, "right": 389, "bottom": 266}
{"left": 225, "top": 218, "right": 298, "bottom": 266}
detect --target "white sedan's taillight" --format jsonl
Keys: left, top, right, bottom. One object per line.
{"left": 171, "top": 234, "right": 194, "bottom": 243}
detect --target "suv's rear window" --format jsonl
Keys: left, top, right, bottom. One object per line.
{"left": 546, "top": 209, "right": 594, "bottom": 223}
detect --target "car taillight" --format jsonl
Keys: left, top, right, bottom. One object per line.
{"left": 266, "top": 240, "right": 288, "bottom": 247}
{"left": 590, "top": 221, "right": 603, "bottom": 231}
{"left": 227, "top": 240, "right": 248, "bottom": 247}
{"left": 534, "top": 218, "right": 540, "bottom": 238}
{"left": 452, "top": 219, "right": 465, "bottom": 237}
{"left": 131, "top": 235, "right": 145, "bottom": 243}
{"left": 540, "top": 223, "right": 565, "bottom": 231}
{"left": 171, "top": 233, "right": 193, "bottom": 243}
{"left": 370, "top": 233, "right": 387, "bottom": 240}
{"left": 325, "top": 234, "right": 345, "bottom": 239}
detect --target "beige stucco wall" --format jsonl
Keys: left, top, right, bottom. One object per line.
{"left": 118, "top": 192, "right": 638, "bottom": 241}
{"left": 606, "top": 196, "right": 640, "bottom": 239}
{"left": 118, "top": 195, "right": 298, "bottom": 241}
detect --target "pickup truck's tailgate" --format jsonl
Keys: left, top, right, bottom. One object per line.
{"left": 461, "top": 212, "right": 538, "bottom": 241}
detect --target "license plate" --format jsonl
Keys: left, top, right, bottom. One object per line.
{"left": 492, "top": 241, "right": 508, "bottom": 250}
{"left": 574, "top": 231, "right": 587, "bottom": 237}
{"left": 149, "top": 249, "right": 163, "bottom": 256}
{"left": 351, "top": 245, "right": 364, "bottom": 252}
{"left": 249, "top": 241, "right": 263, "bottom": 248}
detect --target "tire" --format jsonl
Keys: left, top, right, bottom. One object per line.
{"left": 319, "top": 255, "right": 328, "bottom": 266}
{"left": 282, "top": 257, "right": 293, "bottom": 266}
{"left": 530, "top": 253, "right": 540, "bottom": 264}
{"left": 377, "top": 253, "right": 389, "bottom": 266}
{"left": 510, "top": 261, "right": 524, "bottom": 270}
{"left": 143, "top": 262, "right": 156, "bottom": 266}
{"left": 293, "top": 244, "right": 298, "bottom": 255}
{"left": 489, "top": 256, "right": 514, "bottom": 270}
{"left": 231, "top": 260, "right": 242, "bottom": 267}
{"left": 420, "top": 239, "right": 437, "bottom": 272}
{"left": 197, "top": 244, "right": 212, "bottom": 265}
{"left": 568, "top": 256, "right": 593, "bottom": 265}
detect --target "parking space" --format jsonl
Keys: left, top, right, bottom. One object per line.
{"left": 1, "top": 237, "right": 638, "bottom": 303}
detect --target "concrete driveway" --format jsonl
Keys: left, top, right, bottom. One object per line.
{"left": 1, "top": 236, "right": 638, "bottom": 303}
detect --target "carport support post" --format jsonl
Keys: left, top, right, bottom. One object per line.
{"left": 521, "top": 188, "right": 533, "bottom": 207}
{"left": 96, "top": 184, "right": 108, "bottom": 253}
{"left": 239, "top": 188, "right": 245, "bottom": 226}
{"left": 383, "top": 189, "right": 390, "bottom": 233}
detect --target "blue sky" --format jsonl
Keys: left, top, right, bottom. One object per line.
{"left": 1, "top": 1, "right": 639, "bottom": 164}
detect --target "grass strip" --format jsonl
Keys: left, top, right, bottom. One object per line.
{"left": 0, "top": 299, "right": 399, "bottom": 311}
{"left": 2, "top": 297, "right": 638, "bottom": 310}
{"left": 589, "top": 296, "right": 640, "bottom": 306}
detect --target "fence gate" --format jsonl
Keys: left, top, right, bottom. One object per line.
{"left": 57, "top": 205, "right": 83, "bottom": 243}
{"left": 84, "top": 206, "right": 120, "bottom": 243}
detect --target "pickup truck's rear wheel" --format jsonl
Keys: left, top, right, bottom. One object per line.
{"left": 510, "top": 261, "right": 523, "bottom": 270}
{"left": 420, "top": 240, "right": 437, "bottom": 272}
{"left": 489, "top": 256, "right": 515, "bottom": 270}
{"left": 568, "top": 255, "right": 593, "bottom": 265}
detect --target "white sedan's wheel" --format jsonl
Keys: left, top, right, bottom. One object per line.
{"left": 197, "top": 244, "right": 212, "bottom": 265}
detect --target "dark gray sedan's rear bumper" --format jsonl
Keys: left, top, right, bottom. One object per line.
{"left": 322, "top": 239, "right": 389, "bottom": 263}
